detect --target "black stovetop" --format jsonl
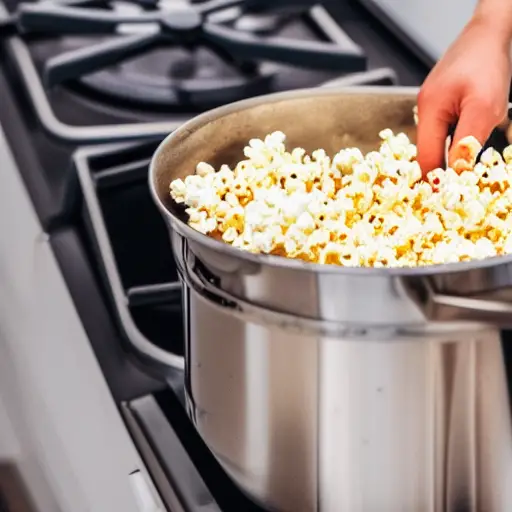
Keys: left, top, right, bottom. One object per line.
{"left": 0, "top": 1, "right": 430, "bottom": 510}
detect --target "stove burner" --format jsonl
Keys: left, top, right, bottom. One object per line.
{"left": 78, "top": 48, "right": 276, "bottom": 109}
{"left": 10, "top": 0, "right": 366, "bottom": 109}
{"left": 160, "top": 8, "right": 202, "bottom": 34}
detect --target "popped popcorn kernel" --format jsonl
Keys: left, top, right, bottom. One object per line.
{"left": 451, "top": 136, "right": 482, "bottom": 174}
{"left": 196, "top": 161, "right": 215, "bottom": 177}
{"left": 503, "top": 145, "right": 512, "bottom": 165}
{"left": 170, "top": 126, "right": 512, "bottom": 268}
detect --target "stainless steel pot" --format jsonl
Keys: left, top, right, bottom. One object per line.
{"left": 150, "top": 86, "right": 512, "bottom": 512}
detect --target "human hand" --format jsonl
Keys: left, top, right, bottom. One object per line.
{"left": 416, "top": 14, "right": 512, "bottom": 174}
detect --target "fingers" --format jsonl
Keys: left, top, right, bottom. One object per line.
{"left": 416, "top": 93, "right": 455, "bottom": 175}
{"left": 448, "top": 98, "right": 503, "bottom": 166}
{"left": 417, "top": 89, "right": 506, "bottom": 173}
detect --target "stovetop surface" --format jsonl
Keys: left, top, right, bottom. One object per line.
{"left": 0, "top": 1, "right": 430, "bottom": 510}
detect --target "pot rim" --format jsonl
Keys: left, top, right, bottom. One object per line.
{"left": 149, "top": 85, "right": 512, "bottom": 277}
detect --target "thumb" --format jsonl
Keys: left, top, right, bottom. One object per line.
{"left": 416, "top": 99, "right": 454, "bottom": 175}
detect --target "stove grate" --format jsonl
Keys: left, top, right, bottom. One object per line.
{"left": 0, "top": 1, "right": 375, "bottom": 143}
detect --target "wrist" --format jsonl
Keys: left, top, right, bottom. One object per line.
{"left": 472, "top": 6, "right": 512, "bottom": 47}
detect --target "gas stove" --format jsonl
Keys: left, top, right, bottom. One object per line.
{"left": 0, "top": 1, "right": 428, "bottom": 510}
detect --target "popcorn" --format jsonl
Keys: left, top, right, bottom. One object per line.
{"left": 333, "top": 148, "right": 364, "bottom": 174}
{"left": 503, "top": 145, "right": 512, "bottom": 164}
{"left": 186, "top": 208, "right": 217, "bottom": 234}
{"left": 451, "top": 136, "right": 481, "bottom": 174}
{"left": 170, "top": 178, "right": 186, "bottom": 203}
{"left": 196, "top": 161, "right": 215, "bottom": 177}
{"left": 170, "top": 127, "right": 512, "bottom": 268}
{"left": 222, "top": 227, "right": 239, "bottom": 243}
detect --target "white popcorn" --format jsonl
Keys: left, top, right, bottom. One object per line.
{"left": 196, "top": 161, "right": 215, "bottom": 177}
{"left": 187, "top": 209, "right": 217, "bottom": 234}
{"left": 222, "top": 227, "right": 239, "bottom": 243}
{"left": 169, "top": 124, "right": 512, "bottom": 268}
{"left": 474, "top": 237, "right": 497, "bottom": 259}
{"left": 170, "top": 178, "right": 186, "bottom": 203}
{"left": 295, "top": 212, "right": 316, "bottom": 234}
{"left": 503, "top": 233, "right": 512, "bottom": 253}
{"left": 480, "top": 148, "right": 503, "bottom": 168}
{"left": 503, "top": 146, "right": 512, "bottom": 165}
{"left": 333, "top": 148, "right": 364, "bottom": 174}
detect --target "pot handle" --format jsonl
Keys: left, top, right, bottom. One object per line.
{"left": 417, "top": 278, "right": 512, "bottom": 329}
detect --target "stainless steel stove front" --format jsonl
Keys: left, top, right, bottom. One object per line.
{"left": 0, "top": 125, "right": 165, "bottom": 512}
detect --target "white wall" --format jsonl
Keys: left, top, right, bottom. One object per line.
{"left": 361, "top": 0, "right": 477, "bottom": 62}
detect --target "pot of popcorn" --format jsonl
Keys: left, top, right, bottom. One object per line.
{"left": 150, "top": 87, "right": 512, "bottom": 512}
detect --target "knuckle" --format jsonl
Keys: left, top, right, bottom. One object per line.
{"left": 417, "top": 88, "right": 431, "bottom": 110}
{"left": 417, "top": 81, "right": 452, "bottom": 117}
{"left": 472, "top": 96, "right": 506, "bottom": 121}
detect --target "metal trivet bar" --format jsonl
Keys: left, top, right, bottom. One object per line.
{"left": 74, "top": 140, "right": 185, "bottom": 377}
